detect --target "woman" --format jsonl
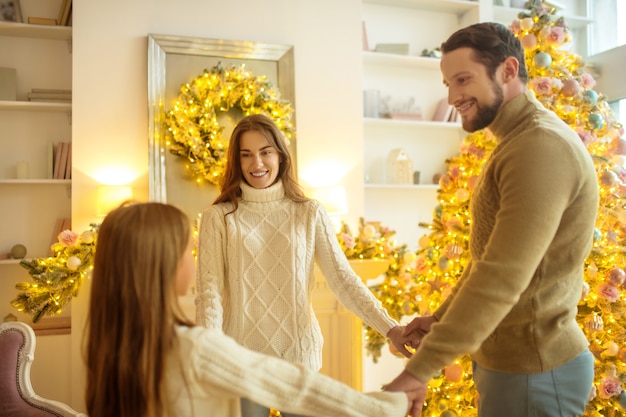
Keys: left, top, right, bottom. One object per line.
{"left": 195, "top": 114, "right": 413, "bottom": 417}
{"left": 85, "top": 202, "right": 418, "bottom": 417}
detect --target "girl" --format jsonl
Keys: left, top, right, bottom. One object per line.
{"left": 85, "top": 202, "right": 417, "bottom": 417}
{"left": 195, "top": 114, "right": 414, "bottom": 417}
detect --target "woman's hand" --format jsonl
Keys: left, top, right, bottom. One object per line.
{"left": 384, "top": 370, "right": 427, "bottom": 417}
{"left": 402, "top": 316, "right": 438, "bottom": 349}
{"left": 387, "top": 326, "right": 419, "bottom": 358}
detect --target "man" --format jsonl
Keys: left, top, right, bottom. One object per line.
{"left": 385, "top": 22, "right": 598, "bottom": 417}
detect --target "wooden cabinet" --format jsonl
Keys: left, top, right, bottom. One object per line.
{"left": 0, "top": 22, "right": 72, "bottom": 322}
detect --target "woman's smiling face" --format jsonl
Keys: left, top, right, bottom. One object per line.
{"left": 239, "top": 130, "right": 281, "bottom": 189}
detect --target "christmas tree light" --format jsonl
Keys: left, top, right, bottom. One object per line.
{"left": 358, "top": 1, "right": 626, "bottom": 415}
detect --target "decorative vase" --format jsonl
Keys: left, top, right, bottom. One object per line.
{"left": 386, "top": 148, "right": 414, "bottom": 184}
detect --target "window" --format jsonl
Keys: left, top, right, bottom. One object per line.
{"left": 589, "top": 0, "right": 626, "bottom": 55}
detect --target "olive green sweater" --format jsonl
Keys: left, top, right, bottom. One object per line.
{"left": 406, "top": 90, "right": 599, "bottom": 382}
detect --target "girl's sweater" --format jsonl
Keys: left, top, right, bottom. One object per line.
{"left": 165, "top": 326, "right": 407, "bottom": 417}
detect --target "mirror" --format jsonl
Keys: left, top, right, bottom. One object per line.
{"left": 147, "top": 34, "right": 296, "bottom": 221}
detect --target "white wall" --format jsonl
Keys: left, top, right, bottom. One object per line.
{"left": 69, "top": 0, "right": 369, "bottom": 411}
{"left": 590, "top": 44, "right": 626, "bottom": 101}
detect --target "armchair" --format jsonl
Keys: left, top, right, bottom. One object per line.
{"left": 0, "top": 321, "right": 86, "bottom": 417}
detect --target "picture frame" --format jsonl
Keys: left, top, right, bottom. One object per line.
{"left": 147, "top": 34, "right": 296, "bottom": 223}
{"left": 0, "top": 0, "right": 23, "bottom": 23}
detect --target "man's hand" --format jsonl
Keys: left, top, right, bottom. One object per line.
{"left": 384, "top": 370, "right": 427, "bottom": 416}
{"left": 387, "top": 326, "right": 419, "bottom": 358}
{"left": 402, "top": 316, "right": 438, "bottom": 349}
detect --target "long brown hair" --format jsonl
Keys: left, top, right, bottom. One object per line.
{"left": 213, "top": 113, "right": 308, "bottom": 211}
{"left": 85, "top": 202, "right": 193, "bottom": 417}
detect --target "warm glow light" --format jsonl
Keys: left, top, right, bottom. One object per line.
{"left": 97, "top": 185, "right": 133, "bottom": 216}
{"left": 310, "top": 185, "right": 348, "bottom": 215}
{"left": 91, "top": 165, "right": 139, "bottom": 186}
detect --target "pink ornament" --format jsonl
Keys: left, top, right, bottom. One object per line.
{"left": 607, "top": 267, "right": 626, "bottom": 286}
{"left": 467, "top": 175, "right": 479, "bottom": 191}
{"left": 521, "top": 34, "right": 537, "bottom": 50}
{"left": 561, "top": 79, "right": 580, "bottom": 97}
{"left": 598, "top": 283, "right": 620, "bottom": 303}
{"left": 600, "top": 170, "right": 619, "bottom": 187}
{"left": 599, "top": 377, "right": 623, "bottom": 399}
{"left": 531, "top": 77, "right": 552, "bottom": 95}
{"left": 580, "top": 73, "right": 596, "bottom": 89}
{"left": 611, "top": 138, "right": 626, "bottom": 155}
{"left": 439, "top": 174, "right": 453, "bottom": 189}
{"left": 444, "top": 363, "right": 464, "bottom": 382}
{"left": 509, "top": 20, "right": 521, "bottom": 35}
{"left": 57, "top": 230, "right": 79, "bottom": 247}
{"left": 546, "top": 27, "right": 566, "bottom": 45}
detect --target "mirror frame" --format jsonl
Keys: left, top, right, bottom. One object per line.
{"left": 147, "top": 34, "right": 295, "bottom": 202}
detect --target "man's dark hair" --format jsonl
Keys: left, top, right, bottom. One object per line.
{"left": 441, "top": 22, "right": 528, "bottom": 83}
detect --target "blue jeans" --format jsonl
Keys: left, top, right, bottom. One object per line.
{"left": 240, "top": 398, "right": 311, "bottom": 417}
{"left": 473, "top": 349, "right": 594, "bottom": 417}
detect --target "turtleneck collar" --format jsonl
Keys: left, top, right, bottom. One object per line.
{"left": 240, "top": 180, "right": 285, "bottom": 203}
{"left": 487, "top": 89, "right": 539, "bottom": 143}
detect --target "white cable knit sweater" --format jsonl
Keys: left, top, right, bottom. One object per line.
{"left": 196, "top": 181, "right": 398, "bottom": 370}
{"left": 165, "top": 325, "right": 408, "bottom": 417}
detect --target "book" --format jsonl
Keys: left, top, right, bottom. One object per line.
{"left": 53, "top": 142, "right": 70, "bottom": 179}
{"left": 52, "top": 142, "right": 64, "bottom": 179}
{"left": 27, "top": 17, "right": 58, "bottom": 26}
{"left": 61, "top": 217, "right": 71, "bottom": 233}
{"left": 58, "top": 142, "right": 70, "bottom": 179}
{"left": 47, "top": 141, "right": 54, "bottom": 179}
{"left": 64, "top": 142, "right": 72, "bottom": 179}
{"left": 58, "top": 0, "right": 72, "bottom": 26}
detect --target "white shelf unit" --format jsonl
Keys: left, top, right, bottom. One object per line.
{"left": 0, "top": 22, "right": 72, "bottom": 320}
{"left": 360, "top": 0, "right": 592, "bottom": 250}
{"left": 362, "top": 0, "right": 474, "bottom": 249}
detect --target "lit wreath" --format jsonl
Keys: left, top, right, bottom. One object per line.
{"left": 165, "top": 62, "right": 295, "bottom": 185}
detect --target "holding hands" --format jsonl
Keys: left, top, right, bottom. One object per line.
{"left": 401, "top": 315, "right": 438, "bottom": 350}
{"left": 386, "top": 371, "right": 428, "bottom": 417}
{"left": 387, "top": 315, "right": 438, "bottom": 357}
{"left": 385, "top": 316, "right": 438, "bottom": 416}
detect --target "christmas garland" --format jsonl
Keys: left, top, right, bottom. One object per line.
{"left": 165, "top": 62, "right": 295, "bottom": 185}
{"left": 11, "top": 226, "right": 98, "bottom": 323}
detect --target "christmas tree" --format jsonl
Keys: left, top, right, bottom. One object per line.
{"left": 362, "top": 1, "right": 626, "bottom": 416}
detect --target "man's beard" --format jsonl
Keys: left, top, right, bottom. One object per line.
{"left": 463, "top": 82, "right": 504, "bottom": 132}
